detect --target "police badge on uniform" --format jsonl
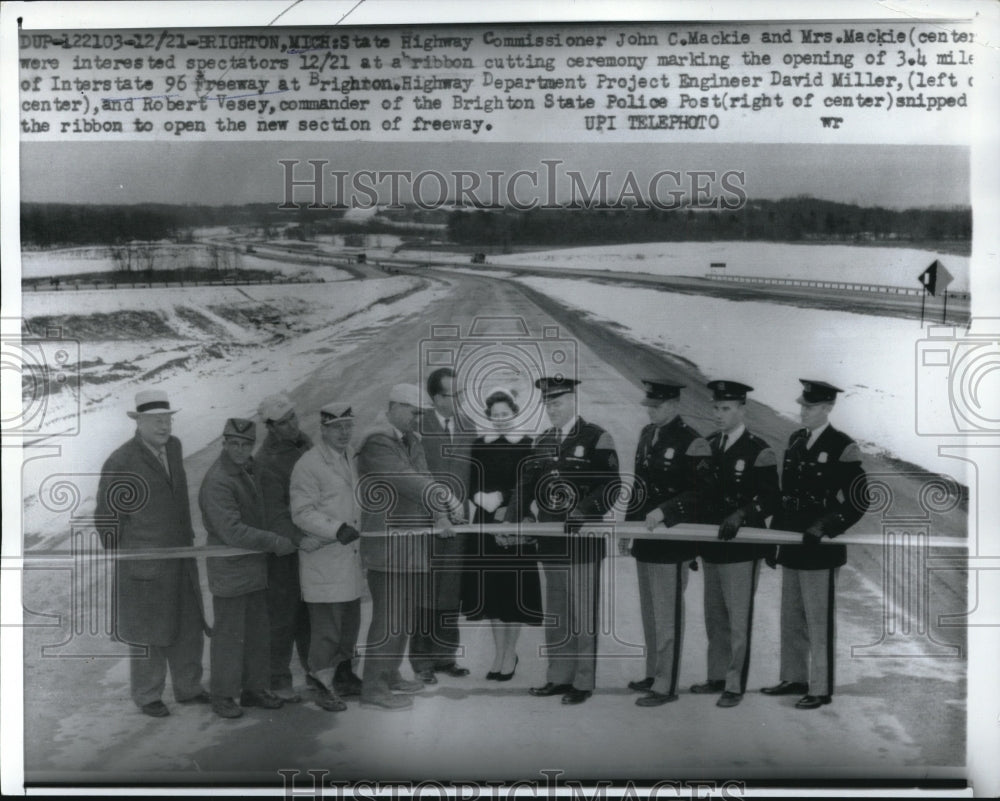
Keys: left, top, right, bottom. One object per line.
{"left": 664, "top": 448, "right": 675, "bottom": 461}
{"left": 818, "top": 452, "right": 828, "bottom": 463}
{"left": 735, "top": 459, "right": 745, "bottom": 473}
{"left": 574, "top": 445, "right": 585, "bottom": 458}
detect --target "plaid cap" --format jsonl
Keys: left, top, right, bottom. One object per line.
{"left": 223, "top": 418, "right": 256, "bottom": 441}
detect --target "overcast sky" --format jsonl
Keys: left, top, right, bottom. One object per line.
{"left": 19, "top": 142, "right": 968, "bottom": 209}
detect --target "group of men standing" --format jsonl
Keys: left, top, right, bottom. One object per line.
{"left": 96, "top": 367, "right": 867, "bottom": 719}
{"left": 623, "top": 377, "right": 869, "bottom": 711}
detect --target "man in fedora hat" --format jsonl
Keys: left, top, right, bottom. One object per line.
{"left": 290, "top": 402, "right": 365, "bottom": 711}
{"left": 508, "top": 376, "right": 620, "bottom": 706}
{"left": 255, "top": 392, "right": 313, "bottom": 703}
{"left": 200, "top": 417, "right": 298, "bottom": 719}
{"left": 692, "top": 380, "right": 780, "bottom": 709}
{"left": 96, "top": 389, "right": 210, "bottom": 718}
{"left": 762, "top": 380, "right": 870, "bottom": 710}
{"left": 356, "top": 384, "right": 465, "bottom": 710}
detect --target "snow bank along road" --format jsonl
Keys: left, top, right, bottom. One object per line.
{"left": 20, "top": 269, "right": 967, "bottom": 786}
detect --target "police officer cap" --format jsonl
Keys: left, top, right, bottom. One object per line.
{"left": 223, "top": 417, "right": 256, "bottom": 441}
{"left": 536, "top": 376, "right": 580, "bottom": 400}
{"left": 707, "top": 380, "right": 753, "bottom": 402}
{"left": 320, "top": 402, "right": 354, "bottom": 425}
{"left": 641, "top": 379, "right": 684, "bottom": 406}
{"left": 797, "top": 379, "right": 843, "bottom": 405}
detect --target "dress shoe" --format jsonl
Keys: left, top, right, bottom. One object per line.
{"left": 240, "top": 690, "right": 284, "bottom": 709}
{"left": 316, "top": 693, "right": 348, "bottom": 712}
{"left": 306, "top": 674, "right": 326, "bottom": 693}
{"left": 486, "top": 670, "right": 501, "bottom": 681}
{"left": 690, "top": 679, "right": 726, "bottom": 694}
{"left": 561, "top": 688, "right": 592, "bottom": 705}
{"left": 716, "top": 691, "right": 743, "bottom": 708}
{"left": 635, "top": 691, "right": 678, "bottom": 707}
{"left": 496, "top": 656, "right": 518, "bottom": 682}
{"left": 211, "top": 696, "right": 243, "bottom": 719}
{"left": 761, "top": 681, "right": 809, "bottom": 696}
{"left": 529, "top": 682, "right": 573, "bottom": 697}
{"left": 434, "top": 663, "right": 471, "bottom": 678}
{"left": 334, "top": 662, "right": 364, "bottom": 697}
{"left": 361, "top": 693, "right": 413, "bottom": 710}
{"left": 795, "top": 694, "right": 832, "bottom": 710}
{"left": 140, "top": 700, "right": 170, "bottom": 717}
{"left": 272, "top": 686, "right": 302, "bottom": 703}
{"left": 176, "top": 691, "right": 211, "bottom": 705}
{"left": 627, "top": 677, "right": 654, "bottom": 693}
{"left": 389, "top": 678, "right": 425, "bottom": 694}
{"left": 415, "top": 669, "right": 438, "bottom": 685}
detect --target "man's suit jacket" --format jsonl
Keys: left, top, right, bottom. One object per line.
{"left": 96, "top": 433, "right": 208, "bottom": 646}
{"left": 419, "top": 410, "right": 477, "bottom": 607}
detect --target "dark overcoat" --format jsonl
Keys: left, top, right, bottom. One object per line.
{"left": 96, "top": 433, "right": 207, "bottom": 646}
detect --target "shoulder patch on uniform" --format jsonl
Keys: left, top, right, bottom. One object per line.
{"left": 839, "top": 442, "right": 863, "bottom": 463}
{"left": 686, "top": 437, "right": 712, "bottom": 457}
{"left": 595, "top": 432, "right": 615, "bottom": 450}
{"left": 754, "top": 447, "right": 778, "bottom": 467}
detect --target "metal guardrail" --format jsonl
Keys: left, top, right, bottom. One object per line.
{"left": 704, "top": 272, "right": 970, "bottom": 300}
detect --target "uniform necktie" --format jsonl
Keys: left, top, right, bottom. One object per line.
{"left": 445, "top": 417, "right": 453, "bottom": 442}
{"left": 720, "top": 433, "right": 728, "bottom": 453}
{"left": 651, "top": 427, "right": 659, "bottom": 447}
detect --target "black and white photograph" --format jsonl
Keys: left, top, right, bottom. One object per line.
{"left": 2, "top": 0, "right": 998, "bottom": 796}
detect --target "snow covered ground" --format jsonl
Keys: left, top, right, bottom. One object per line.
{"left": 21, "top": 244, "right": 353, "bottom": 282}
{"left": 514, "top": 275, "right": 968, "bottom": 485}
{"left": 19, "top": 276, "right": 450, "bottom": 543}
{"left": 489, "top": 241, "right": 970, "bottom": 293}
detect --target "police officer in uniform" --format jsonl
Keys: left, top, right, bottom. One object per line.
{"left": 509, "top": 377, "right": 620, "bottom": 705}
{"left": 762, "top": 380, "right": 869, "bottom": 709}
{"left": 624, "top": 380, "right": 711, "bottom": 708}
{"left": 693, "top": 380, "right": 780, "bottom": 708}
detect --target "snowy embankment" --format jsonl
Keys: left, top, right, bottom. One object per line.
{"left": 492, "top": 241, "right": 970, "bottom": 293}
{"left": 20, "top": 277, "right": 450, "bottom": 542}
{"left": 20, "top": 244, "right": 353, "bottom": 282}
{"left": 514, "top": 275, "right": 965, "bottom": 484}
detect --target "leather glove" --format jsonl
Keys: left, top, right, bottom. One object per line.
{"left": 718, "top": 510, "right": 744, "bottom": 541}
{"left": 802, "top": 523, "right": 824, "bottom": 548}
{"left": 336, "top": 523, "right": 361, "bottom": 545}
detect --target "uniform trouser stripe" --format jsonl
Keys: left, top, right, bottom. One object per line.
{"left": 738, "top": 559, "right": 760, "bottom": 694}
{"left": 668, "top": 562, "right": 683, "bottom": 696}
{"left": 826, "top": 568, "right": 836, "bottom": 696}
